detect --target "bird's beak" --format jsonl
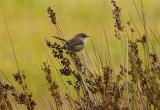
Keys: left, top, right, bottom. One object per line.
{"left": 86, "top": 35, "right": 90, "bottom": 37}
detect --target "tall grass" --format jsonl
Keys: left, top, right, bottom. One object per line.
{"left": 1, "top": 0, "right": 160, "bottom": 110}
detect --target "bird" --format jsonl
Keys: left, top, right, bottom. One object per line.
{"left": 52, "top": 33, "right": 90, "bottom": 52}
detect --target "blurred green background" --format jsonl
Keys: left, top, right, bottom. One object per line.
{"left": 0, "top": 0, "right": 160, "bottom": 109}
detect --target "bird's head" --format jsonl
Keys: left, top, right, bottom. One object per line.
{"left": 74, "top": 33, "right": 90, "bottom": 42}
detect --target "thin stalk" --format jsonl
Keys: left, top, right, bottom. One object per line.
{"left": 4, "top": 18, "right": 20, "bottom": 72}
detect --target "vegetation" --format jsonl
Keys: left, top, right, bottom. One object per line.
{"left": 0, "top": 0, "right": 160, "bottom": 110}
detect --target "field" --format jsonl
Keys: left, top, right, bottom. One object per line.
{"left": 0, "top": 0, "right": 160, "bottom": 110}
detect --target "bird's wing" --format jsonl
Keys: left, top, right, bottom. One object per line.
{"left": 67, "top": 38, "right": 84, "bottom": 47}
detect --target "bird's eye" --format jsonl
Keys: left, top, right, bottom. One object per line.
{"left": 84, "top": 35, "right": 88, "bottom": 37}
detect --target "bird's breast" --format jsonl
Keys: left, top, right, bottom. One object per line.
{"left": 71, "top": 44, "right": 84, "bottom": 52}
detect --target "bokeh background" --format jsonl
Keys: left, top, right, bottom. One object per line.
{"left": 0, "top": 0, "right": 160, "bottom": 109}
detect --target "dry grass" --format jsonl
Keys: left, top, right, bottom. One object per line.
{"left": 1, "top": 0, "right": 160, "bottom": 110}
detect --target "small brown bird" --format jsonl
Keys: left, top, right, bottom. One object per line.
{"left": 52, "top": 33, "right": 90, "bottom": 52}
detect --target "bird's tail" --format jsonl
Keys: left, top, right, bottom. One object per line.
{"left": 51, "top": 36, "right": 67, "bottom": 42}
